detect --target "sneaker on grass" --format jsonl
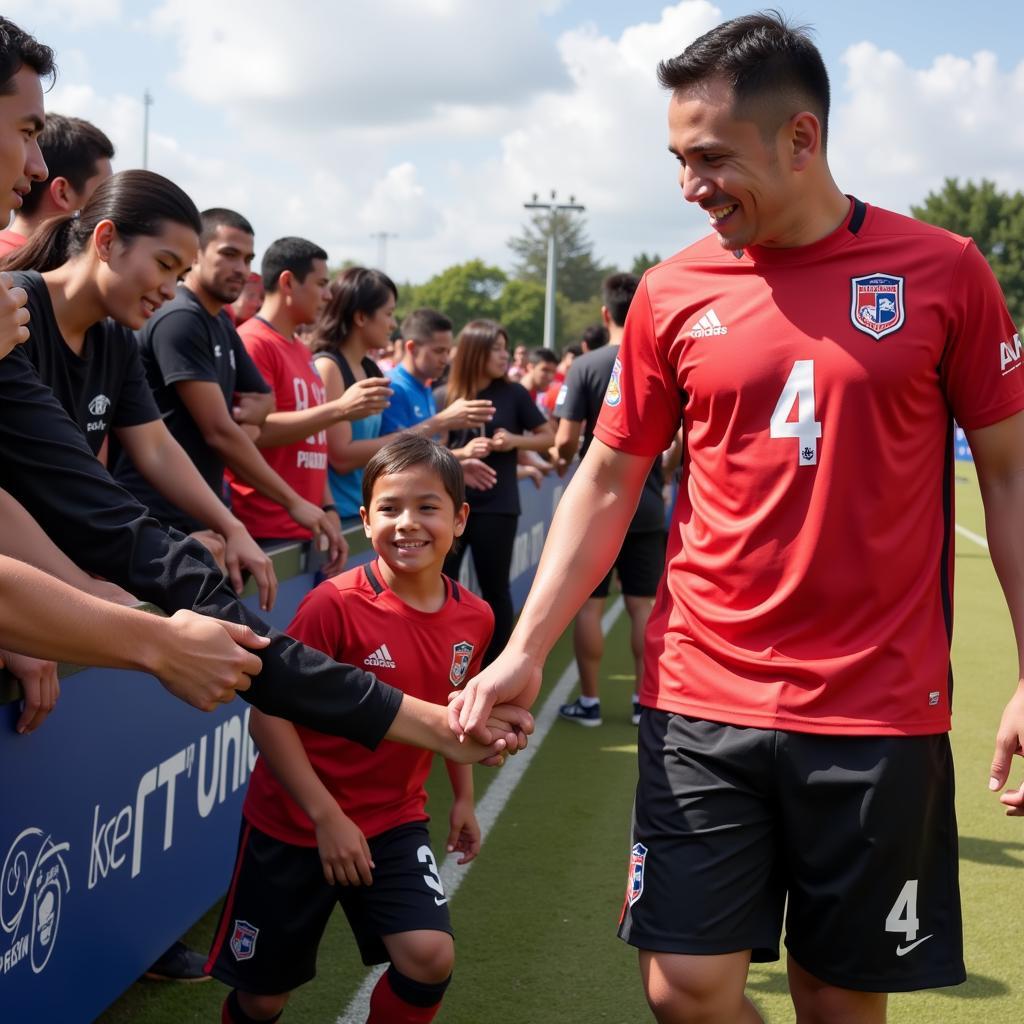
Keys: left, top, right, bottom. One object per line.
{"left": 632, "top": 697, "right": 642, "bottom": 726}
{"left": 144, "top": 940, "right": 211, "bottom": 983}
{"left": 558, "top": 697, "right": 602, "bottom": 727}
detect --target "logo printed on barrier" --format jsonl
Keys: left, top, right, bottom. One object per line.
{"left": 626, "top": 842, "right": 647, "bottom": 906}
{"left": 0, "top": 826, "right": 72, "bottom": 977}
{"left": 230, "top": 920, "right": 259, "bottom": 961}
{"left": 605, "top": 358, "right": 622, "bottom": 407}
{"left": 449, "top": 641, "right": 474, "bottom": 687}
{"left": 850, "top": 273, "right": 905, "bottom": 339}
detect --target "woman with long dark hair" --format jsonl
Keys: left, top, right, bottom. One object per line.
{"left": 440, "top": 319, "right": 553, "bottom": 662}
{"left": 3, "top": 169, "right": 275, "bottom": 607}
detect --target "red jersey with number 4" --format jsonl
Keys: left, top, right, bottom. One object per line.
{"left": 243, "top": 561, "right": 494, "bottom": 843}
{"left": 595, "top": 199, "right": 1024, "bottom": 736}
{"left": 227, "top": 316, "right": 328, "bottom": 540}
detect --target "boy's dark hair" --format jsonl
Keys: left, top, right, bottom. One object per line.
{"left": 579, "top": 327, "right": 605, "bottom": 352}
{"left": 602, "top": 272, "right": 640, "bottom": 328}
{"left": 199, "top": 207, "right": 255, "bottom": 248}
{"left": 657, "top": 11, "right": 830, "bottom": 144}
{"left": 529, "top": 347, "right": 558, "bottom": 366}
{"left": 362, "top": 434, "right": 465, "bottom": 512}
{"left": 21, "top": 114, "right": 114, "bottom": 216}
{"left": 261, "top": 236, "right": 328, "bottom": 293}
{"left": 3, "top": 169, "right": 201, "bottom": 274}
{"left": 401, "top": 307, "right": 452, "bottom": 345}
{"left": 0, "top": 18, "right": 55, "bottom": 95}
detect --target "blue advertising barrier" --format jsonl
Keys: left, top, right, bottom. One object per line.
{"left": 0, "top": 470, "right": 568, "bottom": 1023}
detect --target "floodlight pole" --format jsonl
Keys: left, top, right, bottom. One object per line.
{"left": 523, "top": 189, "right": 585, "bottom": 350}
{"left": 142, "top": 89, "right": 154, "bottom": 169}
{"left": 370, "top": 231, "right": 398, "bottom": 271}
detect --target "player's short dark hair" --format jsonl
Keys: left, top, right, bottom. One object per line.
{"left": 20, "top": 114, "right": 114, "bottom": 217}
{"left": 579, "top": 327, "right": 606, "bottom": 352}
{"left": 310, "top": 266, "right": 398, "bottom": 355}
{"left": 261, "top": 237, "right": 328, "bottom": 293}
{"left": 602, "top": 272, "right": 640, "bottom": 328}
{"left": 199, "top": 207, "right": 254, "bottom": 248}
{"left": 362, "top": 433, "right": 465, "bottom": 512}
{"left": 401, "top": 307, "right": 452, "bottom": 345}
{"left": 530, "top": 347, "right": 558, "bottom": 366}
{"left": 657, "top": 11, "right": 830, "bottom": 144}
{"left": 0, "top": 18, "right": 55, "bottom": 96}
{"left": 3, "top": 169, "right": 200, "bottom": 273}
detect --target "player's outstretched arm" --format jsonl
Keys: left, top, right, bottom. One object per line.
{"left": 445, "top": 761, "right": 480, "bottom": 864}
{"left": 967, "top": 412, "right": 1024, "bottom": 813}
{"left": 449, "top": 438, "right": 653, "bottom": 742}
{"left": 386, "top": 693, "right": 533, "bottom": 765}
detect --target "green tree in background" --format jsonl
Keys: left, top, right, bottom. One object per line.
{"left": 498, "top": 279, "right": 548, "bottom": 348}
{"left": 508, "top": 208, "right": 608, "bottom": 303}
{"left": 912, "top": 178, "right": 1024, "bottom": 324}
{"left": 630, "top": 251, "right": 662, "bottom": 276}
{"left": 398, "top": 259, "right": 506, "bottom": 334}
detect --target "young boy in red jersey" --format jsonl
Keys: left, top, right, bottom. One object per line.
{"left": 208, "top": 434, "right": 493, "bottom": 1024}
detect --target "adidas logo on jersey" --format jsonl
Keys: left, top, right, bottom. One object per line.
{"left": 364, "top": 643, "right": 396, "bottom": 669}
{"left": 690, "top": 308, "right": 728, "bottom": 337}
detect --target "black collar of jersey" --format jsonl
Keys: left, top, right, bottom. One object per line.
{"left": 847, "top": 196, "right": 867, "bottom": 235}
{"left": 362, "top": 561, "right": 461, "bottom": 602}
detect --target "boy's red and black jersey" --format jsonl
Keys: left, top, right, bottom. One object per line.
{"left": 595, "top": 199, "right": 1024, "bottom": 737}
{"left": 244, "top": 562, "right": 494, "bottom": 843}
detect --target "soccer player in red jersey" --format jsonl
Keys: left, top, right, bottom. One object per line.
{"left": 208, "top": 435, "right": 494, "bottom": 1024}
{"left": 452, "top": 12, "right": 1024, "bottom": 1023}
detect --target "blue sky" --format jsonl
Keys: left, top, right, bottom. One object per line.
{"left": 7, "top": 1, "right": 1024, "bottom": 283}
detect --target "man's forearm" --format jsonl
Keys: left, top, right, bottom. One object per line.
{"left": 212, "top": 424, "right": 303, "bottom": 510}
{"left": 257, "top": 406, "right": 341, "bottom": 448}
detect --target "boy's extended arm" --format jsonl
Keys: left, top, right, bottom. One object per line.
{"left": 445, "top": 759, "right": 479, "bottom": 864}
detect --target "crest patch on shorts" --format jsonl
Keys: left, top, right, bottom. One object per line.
{"left": 627, "top": 842, "right": 647, "bottom": 906}
{"left": 230, "top": 919, "right": 258, "bottom": 961}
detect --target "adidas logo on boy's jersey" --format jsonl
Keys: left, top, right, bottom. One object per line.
{"left": 690, "top": 308, "right": 728, "bottom": 337}
{"left": 364, "top": 644, "right": 396, "bottom": 669}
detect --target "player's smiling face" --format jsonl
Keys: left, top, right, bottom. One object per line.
{"left": 361, "top": 465, "right": 468, "bottom": 581}
{"left": 668, "top": 76, "right": 802, "bottom": 251}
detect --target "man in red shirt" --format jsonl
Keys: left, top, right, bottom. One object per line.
{"left": 228, "top": 237, "right": 345, "bottom": 568}
{"left": 452, "top": 12, "right": 1024, "bottom": 1023}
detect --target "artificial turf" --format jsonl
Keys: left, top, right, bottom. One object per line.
{"left": 98, "top": 464, "right": 1022, "bottom": 1022}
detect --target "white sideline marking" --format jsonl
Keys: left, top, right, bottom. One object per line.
{"left": 955, "top": 523, "right": 988, "bottom": 551}
{"left": 335, "top": 597, "right": 626, "bottom": 1024}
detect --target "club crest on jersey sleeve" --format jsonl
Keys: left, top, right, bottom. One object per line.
{"left": 850, "top": 273, "right": 905, "bottom": 340}
{"left": 230, "top": 919, "right": 258, "bottom": 961}
{"left": 626, "top": 842, "right": 647, "bottom": 906}
{"left": 605, "top": 358, "right": 622, "bottom": 407}
{"left": 449, "top": 641, "right": 474, "bottom": 687}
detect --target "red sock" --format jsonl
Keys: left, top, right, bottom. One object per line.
{"left": 366, "top": 968, "right": 445, "bottom": 1024}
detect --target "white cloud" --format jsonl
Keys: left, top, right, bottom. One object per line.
{"left": 148, "top": 0, "right": 569, "bottom": 127}
{"left": 3, "top": 0, "right": 120, "bottom": 29}
{"left": 831, "top": 44, "right": 1024, "bottom": 209}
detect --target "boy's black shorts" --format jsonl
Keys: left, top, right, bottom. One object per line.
{"left": 591, "top": 529, "right": 666, "bottom": 599}
{"left": 206, "top": 820, "right": 452, "bottom": 995}
{"left": 618, "top": 710, "right": 965, "bottom": 993}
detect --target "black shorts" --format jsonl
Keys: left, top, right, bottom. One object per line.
{"left": 618, "top": 711, "right": 964, "bottom": 993}
{"left": 591, "top": 529, "right": 666, "bottom": 599}
{"left": 206, "top": 820, "right": 452, "bottom": 994}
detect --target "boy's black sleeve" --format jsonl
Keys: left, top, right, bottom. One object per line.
{"left": 0, "top": 347, "right": 402, "bottom": 746}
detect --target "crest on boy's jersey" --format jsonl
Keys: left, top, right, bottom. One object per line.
{"left": 230, "top": 920, "right": 258, "bottom": 961}
{"left": 850, "top": 273, "right": 905, "bottom": 340}
{"left": 449, "top": 641, "right": 475, "bottom": 687}
{"left": 626, "top": 842, "right": 648, "bottom": 906}
{"left": 605, "top": 358, "right": 622, "bottom": 407}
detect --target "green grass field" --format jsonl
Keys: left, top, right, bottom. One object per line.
{"left": 99, "top": 463, "right": 1023, "bottom": 1023}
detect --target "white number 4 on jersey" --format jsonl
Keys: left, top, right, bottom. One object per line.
{"left": 770, "top": 360, "right": 821, "bottom": 466}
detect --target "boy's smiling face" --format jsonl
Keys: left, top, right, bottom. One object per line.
{"left": 361, "top": 465, "right": 468, "bottom": 579}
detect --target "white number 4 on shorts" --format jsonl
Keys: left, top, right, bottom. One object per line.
{"left": 885, "top": 879, "right": 933, "bottom": 956}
